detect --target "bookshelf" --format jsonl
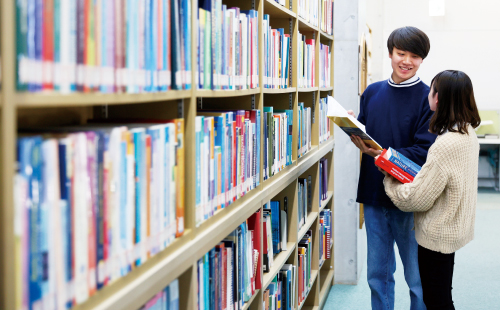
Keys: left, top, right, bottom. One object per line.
{"left": 0, "top": 0, "right": 336, "bottom": 310}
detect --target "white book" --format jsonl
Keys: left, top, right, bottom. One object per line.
{"left": 166, "top": 123, "right": 177, "bottom": 244}
{"left": 198, "top": 260, "right": 205, "bottom": 310}
{"left": 281, "top": 209, "right": 287, "bottom": 250}
{"left": 227, "top": 247, "right": 234, "bottom": 310}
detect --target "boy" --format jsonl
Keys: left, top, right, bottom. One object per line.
{"left": 349, "top": 26, "right": 436, "bottom": 310}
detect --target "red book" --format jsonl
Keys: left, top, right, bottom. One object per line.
{"left": 305, "top": 39, "right": 316, "bottom": 87}
{"left": 247, "top": 210, "right": 262, "bottom": 290}
{"left": 43, "top": 0, "right": 54, "bottom": 90}
{"left": 375, "top": 149, "right": 414, "bottom": 183}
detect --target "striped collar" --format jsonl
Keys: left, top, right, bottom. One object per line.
{"left": 388, "top": 75, "right": 421, "bottom": 88}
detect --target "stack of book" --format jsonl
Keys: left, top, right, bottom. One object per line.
{"left": 319, "top": 43, "right": 331, "bottom": 88}
{"left": 16, "top": 0, "right": 192, "bottom": 93}
{"left": 15, "top": 120, "right": 185, "bottom": 309}
{"left": 263, "top": 107, "right": 293, "bottom": 181}
{"left": 297, "top": 102, "right": 312, "bottom": 158}
{"left": 298, "top": 34, "right": 315, "bottom": 88}
{"left": 197, "top": 210, "right": 262, "bottom": 310}
{"left": 375, "top": 147, "right": 421, "bottom": 183}
{"left": 195, "top": 110, "right": 261, "bottom": 227}
{"left": 263, "top": 264, "right": 297, "bottom": 310}
{"left": 298, "top": 231, "right": 313, "bottom": 305}
{"left": 197, "top": 1, "right": 259, "bottom": 90}
{"left": 298, "top": 177, "right": 312, "bottom": 230}
{"left": 318, "top": 97, "right": 332, "bottom": 145}
{"left": 298, "top": 0, "right": 319, "bottom": 27}
{"left": 319, "top": 158, "right": 329, "bottom": 202}
{"left": 319, "top": 210, "right": 332, "bottom": 266}
{"left": 320, "top": 0, "right": 334, "bottom": 35}
{"left": 263, "top": 15, "right": 290, "bottom": 89}
{"left": 139, "top": 279, "right": 179, "bottom": 310}
{"left": 263, "top": 200, "right": 288, "bottom": 273}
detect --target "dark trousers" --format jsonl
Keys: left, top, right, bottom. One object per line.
{"left": 418, "top": 245, "right": 456, "bottom": 310}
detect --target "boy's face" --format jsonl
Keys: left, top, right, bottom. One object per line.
{"left": 389, "top": 48, "right": 423, "bottom": 84}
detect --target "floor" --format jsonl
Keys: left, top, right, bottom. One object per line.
{"left": 324, "top": 189, "right": 500, "bottom": 310}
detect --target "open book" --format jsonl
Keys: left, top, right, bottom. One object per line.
{"left": 327, "top": 97, "right": 383, "bottom": 151}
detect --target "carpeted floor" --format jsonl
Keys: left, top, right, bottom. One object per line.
{"left": 324, "top": 189, "right": 500, "bottom": 310}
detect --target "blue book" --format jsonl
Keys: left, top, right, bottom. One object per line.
{"left": 120, "top": 137, "right": 129, "bottom": 274}
{"left": 387, "top": 147, "right": 422, "bottom": 177}
{"left": 182, "top": 0, "right": 191, "bottom": 89}
{"left": 270, "top": 200, "right": 281, "bottom": 254}
{"left": 169, "top": 279, "right": 180, "bottom": 310}
{"left": 132, "top": 129, "right": 146, "bottom": 265}
{"left": 214, "top": 116, "right": 225, "bottom": 208}
{"left": 209, "top": 248, "right": 216, "bottom": 310}
{"left": 171, "top": 0, "right": 183, "bottom": 89}
{"left": 225, "top": 112, "right": 233, "bottom": 205}
{"left": 195, "top": 117, "right": 203, "bottom": 224}
{"left": 151, "top": 0, "right": 159, "bottom": 92}
{"left": 96, "top": 132, "right": 106, "bottom": 288}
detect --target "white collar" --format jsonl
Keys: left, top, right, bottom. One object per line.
{"left": 388, "top": 75, "right": 421, "bottom": 88}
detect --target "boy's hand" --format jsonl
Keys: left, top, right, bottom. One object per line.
{"left": 347, "top": 110, "right": 356, "bottom": 118}
{"left": 350, "top": 135, "right": 382, "bottom": 158}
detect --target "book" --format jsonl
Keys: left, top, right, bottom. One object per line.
{"left": 386, "top": 147, "right": 421, "bottom": 177}
{"left": 375, "top": 149, "right": 415, "bottom": 183}
{"left": 327, "top": 96, "right": 383, "bottom": 151}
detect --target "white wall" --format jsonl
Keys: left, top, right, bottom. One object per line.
{"left": 367, "top": 0, "right": 500, "bottom": 110}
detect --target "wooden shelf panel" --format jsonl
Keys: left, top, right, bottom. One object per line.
{"left": 196, "top": 88, "right": 260, "bottom": 98}
{"left": 16, "top": 90, "right": 192, "bottom": 108}
{"left": 264, "top": 0, "right": 296, "bottom": 18}
{"left": 320, "top": 31, "right": 334, "bottom": 41}
{"left": 319, "top": 269, "right": 335, "bottom": 307}
{"left": 319, "top": 191, "right": 333, "bottom": 213}
{"left": 263, "top": 242, "right": 297, "bottom": 289}
{"left": 242, "top": 289, "right": 260, "bottom": 310}
{"left": 263, "top": 87, "right": 297, "bottom": 94}
{"left": 319, "top": 87, "right": 333, "bottom": 92}
{"left": 297, "top": 87, "right": 319, "bottom": 93}
{"left": 297, "top": 17, "right": 319, "bottom": 32}
{"left": 298, "top": 212, "right": 317, "bottom": 241}
{"left": 298, "top": 270, "right": 319, "bottom": 310}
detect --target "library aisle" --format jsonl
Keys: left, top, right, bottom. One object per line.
{"left": 324, "top": 189, "right": 500, "bottom": 310}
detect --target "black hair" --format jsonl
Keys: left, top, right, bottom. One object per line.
{"left": 429, "top": 70, "right": 481, "bottom": 135}
{"left": 387, "top": 26, "right": 431, "bottom": 59}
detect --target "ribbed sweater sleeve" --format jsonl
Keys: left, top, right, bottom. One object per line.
{"left": 383, "top": 148, "right": 448, "bottom": 212}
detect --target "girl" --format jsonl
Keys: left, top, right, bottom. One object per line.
{"left": 379, "top": 70, "right": 481, "bottom": 310}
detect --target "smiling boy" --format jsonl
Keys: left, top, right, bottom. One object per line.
{"left": 349, "top": 27, "right": 436, "bottom": 310}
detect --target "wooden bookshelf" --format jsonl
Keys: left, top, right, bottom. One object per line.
{"left": 0, "top": 0, "right": 336, "bottom": 309}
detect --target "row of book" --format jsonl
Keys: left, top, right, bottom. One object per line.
{"left": 298, "top": 230, "right": 313, "bottom": 305}
{"left": 263, "top": 199, "right": 289, "bottom": 273}
{"left": 319, "top": 157, "right": 329, "bottom": 203}
{"left": 297, "top": 103, "right": 312, "bottom": 158}
{"left": 298, "top": 35, "right": 315, "bottom": 89}
{"left": 319, "top": 209, "right": 333, "bottom": 266}
{"left": 320, "top": 0, "right": 334, "bottom": 35}
{"left": 263, "top": 107, "right": 293, "bottom": 181}
{"left": 195, "top": 110, "right": 261, "bottom": 227}
{"left": 197, "top": 1, "right": 259, "bottom": 90}
{"left": 298, "top": 0, "right": 319, "bottom": 27}
{"left": 263, "top": 265, "right": 297, "bottom": 310}
{"left": 319, "top": 44, "right": 332, "bottom": 88}
{"left": 197, "top": 210, "right": 262, "bottom": 310}
{"left": 16, "top": 0, "right": 192, "bottom": 93}
{"left": 319, "top": 97, "right": 332, "bottom": 145}
{"left": 139, "top": 279, "right": 179, "bottom": 310}
{"left": 263, "top": 16, "right": 290, "bottom": 89}
{"left": 298, "top": 177, "right": 312, "bottom": 230}
{"left": 15, "top": 120, "right": 185, "bottom": 309}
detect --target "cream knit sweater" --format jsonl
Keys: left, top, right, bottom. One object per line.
{"left": 383, "top": 125, "right": 479, "bottom": 254}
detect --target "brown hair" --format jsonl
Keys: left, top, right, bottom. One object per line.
{"left": 429, "top": 70, "right": 481, "bottom": 135}
{"left": 387, "top": 26, "right": 431, "bottom": 59}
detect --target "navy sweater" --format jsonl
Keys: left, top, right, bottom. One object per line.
{"left": 357, "top": 79, "right": 437, "bottom": 208}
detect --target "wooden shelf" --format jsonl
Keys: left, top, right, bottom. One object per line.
{"left": 263, "top": 242, "right": 297, "bottom": 289}
{"left": 319, "top": 269, "right": 335, "bottom": 307}
{"left": 298, "top": 270, "right": 319, "bottom": 310}
{"left": 319, "top": 191, "right": 333, "bottom": 213}
{"left": 15, "top": 90, "right": 193, "bottom": 108}
{"left": 264, "top": 0, "right": 296, "bottom": 18}
{"left": 196, "top": 88, "right": 260, "bottom": 98}
{"left": 242, "top": 289, "right": 260, "bottom": 310}
{"left": 297, "top": 87, "right": 319, "bottom": 93}
{"left": 263, "top": 87, "right": 297, "bottom": 94}
{"left": 299, "top": 212, "right": 318, "bottom": 241}
{"left": 320, "top": 31, "right": 334, "bottom": 41}
{"left": 319, "top": 87, "right": 333, "bottom": 92}
{"left": 298, "top": 17, "right": 319, "bottom": 32}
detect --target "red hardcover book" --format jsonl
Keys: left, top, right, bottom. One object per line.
{"left": 305, "top": 39, "right": 315, "bottom": 87}
{"left": 375, "top": 149, "right": 414, "bottom": 183}
{"left": 247, "top": 210, "right": 262, "bottom": 290}
{"left": 220, "top": 244, "right": 227, "bottom": 310}
{"left": 43, "top": 0, "right": 54, "bottom": 90}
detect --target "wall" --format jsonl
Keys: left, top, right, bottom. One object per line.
{"left": 367, "top": 0, "right": 500, "bottom": 110}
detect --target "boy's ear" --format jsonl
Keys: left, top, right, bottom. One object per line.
{"left": 389, "top": 51, "right": 393, "bottom": 59}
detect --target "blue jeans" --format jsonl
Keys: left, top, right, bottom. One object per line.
{"left": 364, "top": 204, "right": 426, "bottom": 310}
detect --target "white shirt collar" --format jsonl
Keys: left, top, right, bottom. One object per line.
{"left": 388, "top": 75, "right": 421, "bottom": 88}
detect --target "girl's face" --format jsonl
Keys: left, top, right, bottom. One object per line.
{"left": 428, "top": 84, "right": 438, "bottom": 111}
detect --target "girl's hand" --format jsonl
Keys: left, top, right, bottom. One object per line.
{"left": 374, "top": 155, "right": 390, "bottom": 177}
{"left": 350, "top": 135, "right": 383, "bottom": 158}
